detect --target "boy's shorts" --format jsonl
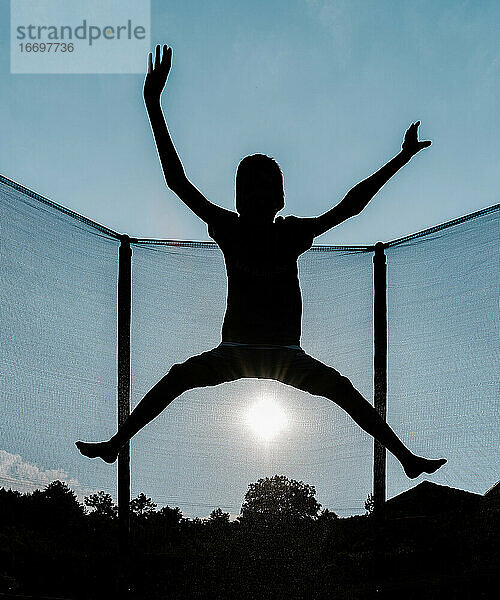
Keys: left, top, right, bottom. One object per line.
{"left": 167, "top": 342, "right": 349, "bottom": 400}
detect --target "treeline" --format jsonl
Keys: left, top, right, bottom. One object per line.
{"left": 0, "top": 477, "right": 496, "bottom": 599}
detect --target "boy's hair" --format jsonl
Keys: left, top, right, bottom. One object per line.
{"left": 235, "top": 154, "right": 284, "bottom": 214}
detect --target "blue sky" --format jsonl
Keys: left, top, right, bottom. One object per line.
{"left": 1, "top": 0, "right": 498, "bottom": 244}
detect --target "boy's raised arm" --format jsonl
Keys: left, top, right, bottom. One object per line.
{"left": 308, "top": 122, "right": 432, "bottom": 237}
{"left": 144, "top": 45, "right": 232, "bottom": 224}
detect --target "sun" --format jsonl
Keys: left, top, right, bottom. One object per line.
{"left": 245, "top": 396, "right": 289, "bottom": 441}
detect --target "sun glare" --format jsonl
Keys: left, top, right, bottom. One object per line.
{"left": 246, "top": 396, "right": 289, "bottom": 441}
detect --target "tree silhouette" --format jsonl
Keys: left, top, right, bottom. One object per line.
{"left": 0, "top": 479, "right": 496, "bottom": 598}
{"left": 20, "top": 480, "right": 85, "bottom": 534}
{"left": 0, "top": 488, "right": 23, "bottom": 525}
{"left": 32, "top": 480, "right": 84, "bottom": 520}
{"left": 317, "top": 507, "right": 338, "bottom": 522}
{"left": 239, "top": 475, "right": 321, "bottom": 524}
{"left": 130, "top": 493, "right": 157, "bottom": 518}
{"left": 209, "top": 507, "right": 230, "bottom": 524}
{"left": 84, "top": 491, "right": 117, "bottom": 519}
{"left": 158, "top": 505, "right": 183, "bottom": 526}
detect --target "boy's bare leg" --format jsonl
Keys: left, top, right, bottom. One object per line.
{"left": 76, "top": 372, "right": 183, "bottom": 463}
{"left": 332, "top": 381, "right": 446, "bottom": 478}
{"left": 280, "top": 355, "right": 446, "bottom": 479}
{"left": 76, "top": 348, "right": 238, "bottom": 463}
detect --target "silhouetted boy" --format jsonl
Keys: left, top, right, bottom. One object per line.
{"left": 77, "top": 45, "right": 446, "bottom": 479}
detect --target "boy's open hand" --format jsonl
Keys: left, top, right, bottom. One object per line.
{"left": 144, "top": 44, "right": 172, "bottom": 104}
{"left": 402, "top": 121, "right": 431, "bottom": 157}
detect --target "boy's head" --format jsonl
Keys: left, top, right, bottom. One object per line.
{"left": 235, "top": 154, "right": 284, "bottom": 220}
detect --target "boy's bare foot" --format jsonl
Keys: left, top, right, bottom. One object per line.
{"left": 75, "top": 440, "right": 119, "bottom": 464}
{"left": 403, "top": 455, "right": 447, "bottom": 479}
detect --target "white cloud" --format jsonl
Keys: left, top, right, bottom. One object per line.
{"left": 0, "top": 449, "right": 95, "bottom": 502}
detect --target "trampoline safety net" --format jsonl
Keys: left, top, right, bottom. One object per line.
{"left": 1, "top": 173, "right": 498, "bottom": 519}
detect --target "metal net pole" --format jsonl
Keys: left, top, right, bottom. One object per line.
{"left": 373, "top": 241, "right": 387, "bottom": 513}
{"left": 118, "top": 235, "right": 132, "bottom": 592}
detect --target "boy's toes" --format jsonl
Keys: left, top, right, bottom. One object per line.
{"left": 426, "top": 458, "right": 447, "bottom": 474}
{"left": 404, "top": 456, "right": 447, "bottom": 479}
{"left": 75, "top": 441, "right": 118, "bottom": 463}
{"left": 75, "top": 441, "right": 98, "bottom": 458}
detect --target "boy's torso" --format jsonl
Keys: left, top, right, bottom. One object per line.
{"left": 208, "top": 212, "right": 314, "bottom": 345}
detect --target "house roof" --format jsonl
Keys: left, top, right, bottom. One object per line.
{"left": 385, "top": 481, "right": 481, "bottom": 518}
{"left": 483, "top": 480, "right": 499, "bottom": 498}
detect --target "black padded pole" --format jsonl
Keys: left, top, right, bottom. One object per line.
{"left": 118, "top": 235, "right": 132, "bottom": 591}
{"left": 373, "top": 242, "right": 387, "bottom": 514}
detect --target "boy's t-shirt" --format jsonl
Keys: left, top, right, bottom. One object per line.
{"left": 208, "top": 211, "right": 315, "bottom": 346}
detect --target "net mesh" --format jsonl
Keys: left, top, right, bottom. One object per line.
{"left": 129, "top": 241, "right": 373, "bottom": 516}
{"left": 0, "top": 176, "right": 120, "bottom": 502}
{"left": 385, "top": 208, "right": 499, "bottom": 499}
{"left": 1, "top": 174, "right": 498, "bottom": 518}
